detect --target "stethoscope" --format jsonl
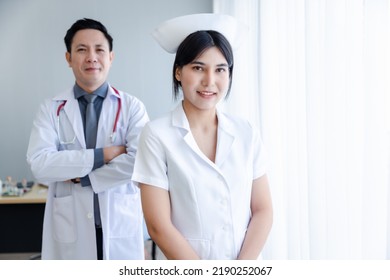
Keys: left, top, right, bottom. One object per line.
{"left": 57, "top": 86, "right": 121, "bottom": 145}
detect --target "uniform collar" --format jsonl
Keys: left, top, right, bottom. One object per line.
{"left": 171, "top": 102, "right": 235, "bottom": 135}
{"left": 172, "top": 102, "right": 190, "bottom": 131}
{"left": 171, "top": 102, "right": 236, "bottom": 169}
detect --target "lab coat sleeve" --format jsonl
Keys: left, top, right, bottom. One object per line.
{"left": 26, "top": 99, "right": 94, "bottom": 184}
{"left": 88, "top": 96, "right": 149, "bottom": 193}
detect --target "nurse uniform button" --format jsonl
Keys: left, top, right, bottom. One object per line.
{"left": 87, "top": 213, "right": 93, "bottom": 219}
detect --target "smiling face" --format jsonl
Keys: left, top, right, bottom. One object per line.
{"left": 175, "top": 46, "right": 230, "bottom": 113}
{"left": 65, "top": 29, "right": 114, "bottom": 93}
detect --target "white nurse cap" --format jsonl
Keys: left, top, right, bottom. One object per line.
{"left": 151, "top": 13, "right": 247, "bottom": 53}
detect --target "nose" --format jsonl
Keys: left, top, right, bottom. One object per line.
{"left": 202, "top": 70, "right": 215, "bottom": 86}
{"left": 86, "top": 51, "right": 97, "bottom": 63}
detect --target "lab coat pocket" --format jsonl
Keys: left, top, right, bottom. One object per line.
{"left": 52, "top": 195, "right": 76, "bottom": 243}
{"left": 186, "top": 238, "right": 210, "bottom": 260}
{"left": 109, "top": 192, "right": 141, "bottom": 238}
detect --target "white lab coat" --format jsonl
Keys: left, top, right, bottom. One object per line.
{"left": 132, "top": 103, "right": 267, "bottom": 259}
{"left": 27, "top": 85, "right": 149, "bottom": 260}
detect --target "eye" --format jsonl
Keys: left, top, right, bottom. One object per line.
{"left": 97, "top": 48, "right": 105, "bottom": 53}
{"left": 216, "top": 67, "right": 229, "bottom": 73}
{"left": 192, "top": 66, "right": 203, "bottom": 71}
{"left": 76, "top": 48, "right": 86, "bottom": 52}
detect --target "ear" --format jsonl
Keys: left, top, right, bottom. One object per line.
{"left": 65, "top": 52, "right": 71, "bottom": 67}
{"left": 109, "top": 51, "right": 114, "bottom": 64}
{"left": 175, "top": 67, "right": 182, "bottom": 82}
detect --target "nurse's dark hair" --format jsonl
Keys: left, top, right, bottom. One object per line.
{"left": 172, "top": 30, "right": 234, "bottom": 100}
{"left": 64, "top": 18, "right": 113, "bottom": 52}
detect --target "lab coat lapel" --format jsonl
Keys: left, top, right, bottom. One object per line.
{"left": 64, "top": 98, "right": 86, "bottom": 148}
{"left": 55, "top": 89, "right": 86, "bottom": 148}
{"left": 97, "top": 86, "right": 119, "bottom": 147}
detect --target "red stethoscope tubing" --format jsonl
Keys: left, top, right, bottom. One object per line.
{"left": 111, "top": 87, "right": 121, "bottom": 138}
{"left": 56, "top": 86, "right": 121, "bottom": 143}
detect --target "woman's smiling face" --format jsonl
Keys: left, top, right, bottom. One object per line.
{"left": 175, "top": 46, "right": 230, "bottom": 113}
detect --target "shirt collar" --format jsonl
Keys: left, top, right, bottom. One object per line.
{"left": 73, "top": 82, "right": 109, "bottom": 99}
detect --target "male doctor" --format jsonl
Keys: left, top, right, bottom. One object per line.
{"left": 26, "top": 18, "right": 149, "bottom": 259}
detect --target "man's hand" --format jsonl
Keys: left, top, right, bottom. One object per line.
{"left": 103, "top": 145, "right": 126, "bottom": 163}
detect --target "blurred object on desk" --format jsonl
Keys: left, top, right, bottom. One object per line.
{"left": 1, "top": 176, "right": 36, "bottom": 197}
{"left": 0, "top": 184, "right": 46, "bottom": 204}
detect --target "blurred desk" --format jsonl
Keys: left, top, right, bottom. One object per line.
{"left": 0, "top": 185, "right": 47, "bottom": 253}
{"left": 0, "top": 184, "right": 47, "bottom": 204}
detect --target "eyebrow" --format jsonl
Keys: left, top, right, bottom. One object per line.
{"left": 74, "top": 43, "right": 107, "bottom": 48}
{"left": 191, "top": 61, "right": 229, "bottom": 67}
{"left": 75, "top": 44, "right": 87, "bottom": 48}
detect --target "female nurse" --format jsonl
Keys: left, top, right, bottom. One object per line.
{"left": 132, "top": 13, "right": 273, "bottom": 260}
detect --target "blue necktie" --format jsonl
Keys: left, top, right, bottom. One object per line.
{"left": 84, "top": 94, "right": 98, "bottom": 149}
{"left": 84, "top": 94, "right": 101, "bottom": 228}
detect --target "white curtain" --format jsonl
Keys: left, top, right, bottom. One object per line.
{"left": 214, "top": 0, "right": 390, "bottom": 259}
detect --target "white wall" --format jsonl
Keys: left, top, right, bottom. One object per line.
{"left": 0, "top": 0, "right": 212, "bottom": 182}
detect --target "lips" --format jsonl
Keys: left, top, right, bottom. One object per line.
{"left": 197, "top": 91, "right": 216, "bottom": 97}
{"left": 85, "top": 67, "right": 100, "bottom": 71}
